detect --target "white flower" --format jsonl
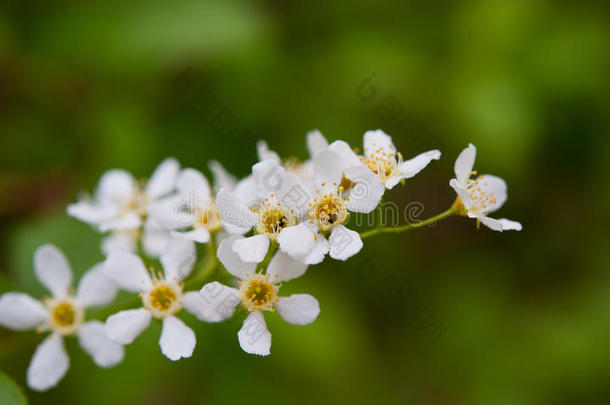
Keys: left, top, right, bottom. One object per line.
{"left": 449, "top": 144, "right": 522, "bottom": 231}
{"left": 0, "top": 245, "right": 122, "bottom": 391}
{"left": 103, "top": 239, "right": 204, "bottom": 361}
{"left": 359, "top": 129, "right": 441, "bottom": 189}
{"left": 149, "top": 161, "right": 257, "bottom": 244}
{"left": 257, "top": 129, "right": 329, "bottom": 184}
{"left": 67, "top": 158, "right": 180, "bottom": 257}
{"left": 216, "top": 159, "right": 319, "bottom": 264}
{"left": 301, "top": 143, "right": 386, "bottom": 261}
{"left": 148, "top": 168, "right": 220, "bottom": 244}
{"left": 196, "top": 236, "right": 320, "bottom": 356}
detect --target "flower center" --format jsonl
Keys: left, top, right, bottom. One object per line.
{"left": 53, "top": 303, "right": 76, "bottom": 326}
{"left": 254, "top": 197, "right": 295, "bottom": 240}
{"left": 309, "top": 187, "right": 348, "bottom": 232}
{"left": 142, "top": 280, "right": 183, "bottom": 319}
{"left": 125, "top": 185, "right": 149, "bottom": 216}
{"left": 239, "top": 273, "right": 279, "bottom": 312}
{"left": 47, "top": 297, "right": 84, "bottom": 336}
{"left": 360, "top": 152, "right": 402, "bottom": 182}
{"left": 466, "top": 173, "right": 498, "bottom": 213}
{"left": 197, "top": 202, "right": 223, "bottom": 232}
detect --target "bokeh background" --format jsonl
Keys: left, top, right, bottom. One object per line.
{"left": 1, "top": 1, "right": 610, "bottom": 404}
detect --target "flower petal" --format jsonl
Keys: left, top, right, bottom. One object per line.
{"left": 277, "top": 224, "right": 316, "bottom": 258}
{"left": 328, "top": 140, "right": 361, "bottom": 167}
{"left": 196, "top": 283, "right": 241, "bottom": 322}
{"left": 99, "top": 212, "right": 142, "bottom": 232}
{"left": 96, "top": 169, "right": 137, "bottom": 206}
{"left": 176, "top": 168, "right": 211, "bottom": 201}
{"left": 101, "top": 232, "right": 137, "bottom": 256}
{"left": 253, "top": 160, "right": 309, "bottom": 209}
{"left": 34, "top": 244, "right": 72, "bottom": 297}
{"left": 477, "top": 174, "right": 508, "bottom": 213}
{"left": 238, "top": 311, "right": 271, "bottom": 356}
{"left": 172, "top": 228, "right": 210, "bottom": 244}
{"left": 329, "top": 225, "right": 363, "bottom": 261}
{"left": 232, "top": 175, "right": 258, "bottom": 206}
{"left": 313, "top": 149, "right": 345, "bottom": 185}
{"left": 76, "top": 264, "right": 119, "bottom": 308}
{"left": 217, "top": 236, "right": 257, "bottom": 279}
{"left": 252, "top": 159, "right": 286, "bottom": 195}
{"left": 306, "top": 129, "right": 329, "bottom": 157}
{"left": 257, "top": 140, "right": 281, "bottom": 163}
{"left": 344, "top": 165, "right": 385, "bottom": 213}
{"left": 105, "top": 308, "right": 152, "bottom": 345}
{"left": 27, "top": 334, "right": 69, "bottom": 391}
{"left": 232, "top": 235, "right": 269, "bottom": 263}
{"left": 216, "top": 188, "right": 256, "bottom": 233}
{"left": 147, "top": 195, "right": 185, "bottom": 230}
{"left": 146, "top": 157, "right": 180, "bottom": 200}
{"left": 476, "top": 215, "right": 504, "bottom": 232}
{"left": 181, "top": 291, "right": 208, "bottom": 321}
{"left": 159, "top": 315, "right": 196, "bottom": 361}
{"left": 449, "top": 178, "right": 473, "bottom": 210}
{"left": 267, "top": 251, "right": 308, "bottom": 282}
{"left": 302, "top": 234, "right": 329, "bottom": 265}
{"left": 276, "top": 294, "right": 320, "bottom": 325}
{"left": 66, "top": 201, "right": 117, "bottom": 225}
{"left": 141, "top": 218, "right": 172, "bottom": 258}
{"left": 363, "top": 129, "right": 395, "bottom": 159}
{"left": 209, "top": 160, "right": 237, "bottom": 191}
{"left": 103, "top": 252, "right": 152, "bottom": 292}
{"left": 384, "top": 176, "right": 403, "bottom": 190}
{"left": 160, "top": 238, "right": 196, "bottom": 282}
{"left": 399, "top": 149, "right": 441, "bottom": 179}
{"left": 454, "top": 143, "right": 476, "bottom": 185}
{"left": 498, "top": 218, "right": 523, "bottom": 231}
{"left": 77, "top": 321, "right": 124, "bottom": 368}
{"left": 0, "top": 293, "right": 47, "bottom": 330}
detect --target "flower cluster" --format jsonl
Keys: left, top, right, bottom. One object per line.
{"left": 0, "top": 130, "right": 521, "bottom": 391}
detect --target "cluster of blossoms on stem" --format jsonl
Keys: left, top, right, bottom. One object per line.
{"left": 0, "top": 129, "right": 521, "bottom": 391}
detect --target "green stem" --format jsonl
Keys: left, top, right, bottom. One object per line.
{"left": 260, "top": 243, "right": 278, "bottom": 273}
{"left": 184, "top": 236, "right": 218, "bottom": 289}
{"left": 360, "top": 207, "right": 456, "bottom": 239}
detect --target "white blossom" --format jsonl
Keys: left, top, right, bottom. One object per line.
{"left": 216, "top": 158, "right": 319, "bottom": 265}
{"left": 102, "top": 239, "right": 202, "bottom": 361}
{"left": 299, "top": 143, "right": 386, "bottom": 261}
{"left": 67, "top": 158, "right": 180, "bottom": 257}
{"left": 196, "top": 237, "right": 319, "bottom": 356}
{"left": 0, "top": 245, "right": 122, "bottom": 391}
{"left": 450, "top": 143, "right": 522, "bottom": 231}
{"left": 359, "top": 129, "right": 441, "bottom": 189}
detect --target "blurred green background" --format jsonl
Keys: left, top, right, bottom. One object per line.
{"left": 1, "top": 0, "right": 610, "bottom": 404}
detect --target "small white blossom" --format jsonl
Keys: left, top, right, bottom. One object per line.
{"left": 196, "top": 236, "right": 320, "bottom": 356}
{"left": 103, "top": 239, "right": 205, "bottom": 361}
{"left": 300, "top": 143, "right": 386, "bottom": 261}
{"left": 359, "top": 129, "right": 441, "bottom": 189}
{"left": 67, "top": 158, "right": 180, "bottom": 257}
{"left": 0, "top": 245, "right": 122, "bottom": 391}
{"left": 149, "top": 161, "right": 259, "bottom": 244}
{"left": 450, "top": 143, "right": 522, "bottom": 231}
{"left": 216, "top": 159, "right": 319, "bottom": 265}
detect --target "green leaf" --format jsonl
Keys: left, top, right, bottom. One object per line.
{"left": 0, "top": 371, "right": 27, "bottom": 405}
